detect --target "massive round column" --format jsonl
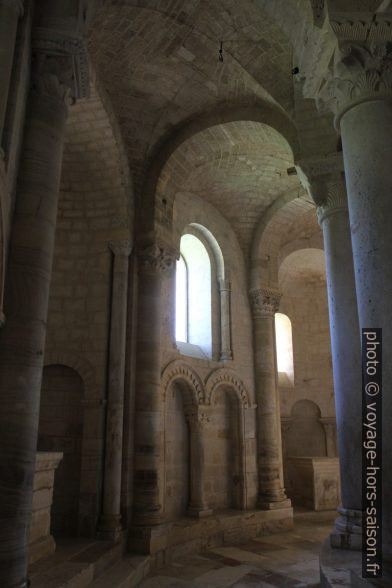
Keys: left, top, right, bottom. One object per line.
{"left": 0, "top": 60, "right": 70, "bottom": 588}
{"left": 316, "top": 174, "right": 362, "bottom": 549}
{"left": 132, "top": 243, "right": 175, "bottom": 531}
{"left": 249, "top": 287, "right": 290, "bottom": 510}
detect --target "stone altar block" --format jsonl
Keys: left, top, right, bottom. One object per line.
{"left": 285, "top": 457, "right": 340, "bottom": 511}
{"left": 29, "top": 451, "right": 63, "bottom": 564}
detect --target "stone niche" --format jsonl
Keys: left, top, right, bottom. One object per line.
{"left": 285, "top": 456, "right": 340, "bottom": 511}
{"left": 29, "top": 452, "right": 63, "bottom": 564}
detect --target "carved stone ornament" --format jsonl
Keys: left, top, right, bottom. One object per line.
{"left": 186, "top": 410, "right": 210, "bottom": 432}
{"left": 296, "top": 153, "right": 345, "bottom": 206}
{"left": 109, "top": 240, "right": 132, "bottom": 257}
{"left": 0, "top": 0, "right": 24, "bottom": 16}
{"left": 311, "top": 0, "right": 326, "bottom": 28}
{"left": 138, "top": 243, "right": 176, "bottom": 274}
{"left": 249, "top": 287, "right": 281, "bottom": 318}
{"left": 32, "top": 27, "right": 89, "bottom": 101}
{"left": 31, "top": 55, "right": 72, "bottom": 109}
{"left": 317, "top": 13, "right": 392, "bottom": 122}
{"left": 317, "top": 180, "right": 348, "bottom": 225}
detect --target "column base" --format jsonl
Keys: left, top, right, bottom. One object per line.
{"left": 258, "top": 497, "right": 292, "bottom": 510}
{"left": 97, "top": 515, "right": 123, "bottom": 542}
{"left": 187, "top": 506, "right": 213, "bottom": 518}
{"left": 330, "top": 507, "right": 362, "bottom": 551}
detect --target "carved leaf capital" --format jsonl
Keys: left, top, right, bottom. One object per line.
{"left": 249, "top": 288, "right": 281, "bottom": 318}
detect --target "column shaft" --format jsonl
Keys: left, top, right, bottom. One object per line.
{"left": 187, "top": 408, "right": 212, "bottom": 518}
{"left": 341, "top": 99, "right": 392, "bottom": 555}
{"left": 99, "top": 241, "right": 131, "bottom": 540}
{"left": 132, "top": 245, "right": 174, "bottom": 526}
{"left": 219, "top": 278, "right": 232, "bottom": 361}
{"left": 250, "top": 288, "right": 290, "bottom": 509}
{"left": 0, "top": 72, "right": 67, "bottom": 588}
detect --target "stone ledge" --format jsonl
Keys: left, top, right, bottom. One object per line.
{"left": 129, "top": 506, "right": 293, "bottom": 563}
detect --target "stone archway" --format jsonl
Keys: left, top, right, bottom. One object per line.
{"left": 162, "top": 361, "right": 204, "bottom": 520}
{"left": 205, "top": 369, "right": 251, "bottom": 511}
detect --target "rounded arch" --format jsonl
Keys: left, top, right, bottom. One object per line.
{"left": 205, "top": 368, "right": 252, "bottom": 408}
{"left": 189, "top": 223, "right": 224, "bottom": 280}
{"left": 44, "top": 351, "right": 100, "bottom": 402}
{"left": 139, "top": 100, "right": 301, "bottom": 235}
{"left": 161, "top": 360, "right": 205, "bottom": 405}
{"left": 250, "top": 191, "right": 316, "bottom": 289}
{"left": 291, "top": 398, "right": 322, "bottom": 419}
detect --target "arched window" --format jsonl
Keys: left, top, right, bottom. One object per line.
{"left": 176, "top": 234, "right": 212, "bottom": 357}
{"left": 175, "top": 226, "right": 232, "bottom": 361}
{"left": 275, "top": 312, "right": 294, "bottom": 385}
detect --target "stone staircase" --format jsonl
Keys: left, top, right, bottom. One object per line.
{"left": 29, "top": 539, "right": 150, "bottom": 588}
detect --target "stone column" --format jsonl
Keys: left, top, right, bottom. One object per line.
{"left": 218, "top": 278, "right": 232, "bottom": 360}
{"left": 0, "top": 0, "right": 24, "bottom": 152}
{"left": 249, "top": 287, "right": 291, "bottom": 510}
{"left": 186, "top": 407, "right": 213, "bottom": 518}
{"left": 98, "top": 240, "right": 132, "bottom": 540}
{"left": 0, "top": 26, "right": 87, "bottom": 586}
{"left": 0, "top": 63, "right": 70, "bottom": 588}
{"left": 132, "top": 243, "right": 175, "bottom": 527}
{"left": 302, "top": 168, "right": 363, "bottom": 549}
{"left": 316, "top": 20, "right": 392, "bottom": 554}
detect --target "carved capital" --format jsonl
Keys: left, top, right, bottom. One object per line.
{"left": 317, "top": 179, "right": 348, "bottom": 225}
{"left": 296, "top": 153, "right": 345, "bottom": 206}
{"left": 32, "top": 27, "right": 89, "bottom": 102}
{"left": 186, "top": 409, "right": 210, "bottom": 432}
{"left": 249, "top": 287, "right": 281, "bottom": 318}
{"left": 31, "top": 58, "right": 72, "bottom": 110}
{"left": 138, "top": 243, "right": 176, "bottom": 275}
{"left": 317, "top": 14, "right": 392, "bottom": 123}
{"left": 109, "top": 240, "right": 132, "bottom": 257}
{"left": 0, "top": 0, "right": 24, "bottom": 17}
{"left": 311, "top": 0, "right": 326, "bottom": 28}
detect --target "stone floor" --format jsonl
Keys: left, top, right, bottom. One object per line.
{"left": 139, "top": 510, "right": 336, "bottom": 588}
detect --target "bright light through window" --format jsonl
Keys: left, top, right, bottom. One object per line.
{"left": 275, "top": 312, "right": 294, "bottom": 383}
{"left": 175, "top": 234, "right": 212, "bottom": 356}
{"left": 176, "top": 255, "right": 187, "bottom": 342}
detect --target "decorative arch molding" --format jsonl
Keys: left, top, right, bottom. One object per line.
{"left": 43, "top": 351, "right": 101, "bottom": 403}
{"left": 139, "top": 99, "right": 300, "bottom": 235}
{"left": 205, "top": 368, "right": 252, "bottom": 408}
{"left": 161, "top": 360, "right": 205, "bottom": 405}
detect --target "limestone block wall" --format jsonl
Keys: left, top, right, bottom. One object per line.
{"left": 279, "top": 274, "right": 334, "bottom": 420}
{"left": 44, "top": 86, "right": 134, "bottom": 536}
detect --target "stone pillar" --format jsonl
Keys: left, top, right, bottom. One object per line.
{"left": 132, "top": 243, "right": 175, "bottom": 527}
{"left": 0, "top": 27, "right": 87, "bottom": 587}
{"left": 307, "top": 171, "right": 362, "bottom": 549}
{"left": 98, "top": 240, "right": 132, "bottom": 540}
{"left": 0, "top": 0, "right": 24, "bottom": 152}
{"left": 186, "top": 407, "right": 213, "bottom": 518}
{"left": 315, "top": 21, "right": 392, "bottom": 554}
{"left": 249, "top": 287, "right": 291, "bottom": 510}
{"left": 219, "top": 278, "right": 232, "bottom": 360}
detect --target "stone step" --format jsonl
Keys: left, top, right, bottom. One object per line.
{"left": 89, "top": 555, "right": 151, "bottom": 588}
{"left": 30, "top": 540, "right": 124, "bottom": 588}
